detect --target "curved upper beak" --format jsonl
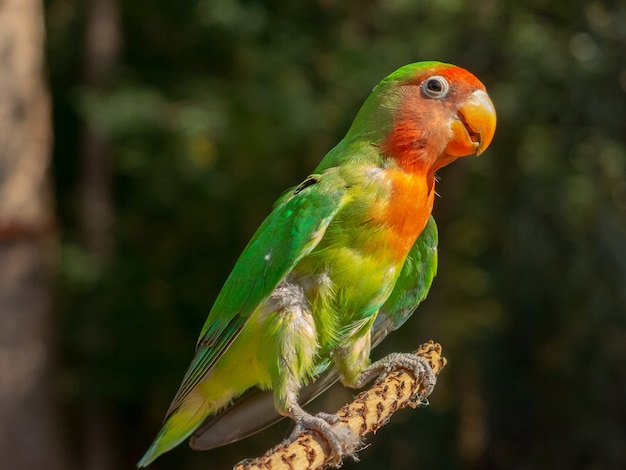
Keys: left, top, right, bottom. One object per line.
{"left": 446, "top": 89, "right": 497, "bottom": 157}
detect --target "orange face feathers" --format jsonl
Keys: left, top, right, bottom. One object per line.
{"left": 381, "top": 63, "right": 496, "bottom": 175}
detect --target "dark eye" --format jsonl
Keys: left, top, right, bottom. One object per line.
{"left": 422, "top": 75, "right": 449, "bottom": 99}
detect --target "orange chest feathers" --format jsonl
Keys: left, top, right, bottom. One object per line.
{"left": 367, "top": 168, "right": 435, "bottom": 260}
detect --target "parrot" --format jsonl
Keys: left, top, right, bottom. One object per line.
{"left": 138, "top": 61, "right": 496, "bottom": 467}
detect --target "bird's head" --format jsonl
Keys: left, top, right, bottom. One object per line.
{"left": 349, "top": 61, "right": 497, "bottom": 174}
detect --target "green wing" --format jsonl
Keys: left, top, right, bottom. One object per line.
{"left": 189, "top": 216, "right": 438, "bottom": 450}
{"left": 166, "top": 170, "right": 349, "bottom": 417}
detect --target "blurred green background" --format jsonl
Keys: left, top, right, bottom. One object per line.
{"left": 44, "top": 0, "right": 625, "bottom": 468}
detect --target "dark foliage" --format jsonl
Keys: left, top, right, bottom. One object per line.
{"left": 46, "top": 0, "right": 626, "bottom": 468}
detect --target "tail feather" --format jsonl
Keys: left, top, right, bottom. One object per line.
{"left": 137, "top": 397, "right": 210, "bottom": 467}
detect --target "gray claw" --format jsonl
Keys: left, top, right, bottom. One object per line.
{"left": 354, "top": 352, "right": 437, "bottom": 398}
{"left": 287, "top": 412, "right": 346, "bottom": 463}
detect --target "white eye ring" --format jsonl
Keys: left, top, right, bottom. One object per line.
{"left": 421, "top": 75, "right": 449, "bottom": 99}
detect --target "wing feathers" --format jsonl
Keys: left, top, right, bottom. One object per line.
{"left": 165, "top": 170, "right": 349, "bottom": 417}
{"left": 189, "top": 216, "right": 438, "bottom": 446}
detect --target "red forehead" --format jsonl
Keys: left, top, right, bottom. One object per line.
{"left": 412, "top": 64, "right": 486, "bottom": 91}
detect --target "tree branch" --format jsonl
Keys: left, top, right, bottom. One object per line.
{"left": 234, "top": 341, "right": 447, "bottom": 470}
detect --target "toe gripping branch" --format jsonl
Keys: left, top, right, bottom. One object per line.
{"left": 234, "top": 341, "right": 447, "bottom": 470}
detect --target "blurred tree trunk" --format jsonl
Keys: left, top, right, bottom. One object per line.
{"left": 0, "top": 1, "right": 67, "bottom": 469}
{"left": 80, "top": 0, "right": 120, "bottom": 260}
{"left": 79, "top": 1, "right": 121, "bottom": 470}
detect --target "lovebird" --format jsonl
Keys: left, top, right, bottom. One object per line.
{"left": 138, "top": 61, "right": 496, "bottom": 466}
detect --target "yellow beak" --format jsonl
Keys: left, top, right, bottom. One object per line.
{"left": 446, "top": 89, "right": 497, "bottom": 157}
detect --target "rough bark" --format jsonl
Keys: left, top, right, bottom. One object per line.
{"left": 0, "top": 1, "right": 67, "bottom": 468}
{"left": 235, "top": 341, "right": 447, "bottom": 470}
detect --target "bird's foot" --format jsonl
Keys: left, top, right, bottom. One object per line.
{"left": 353, "top": 352, "right": 436, "bottom": 398}
{"left": 286, "top": 407, "right": 358, "bottom": 465}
